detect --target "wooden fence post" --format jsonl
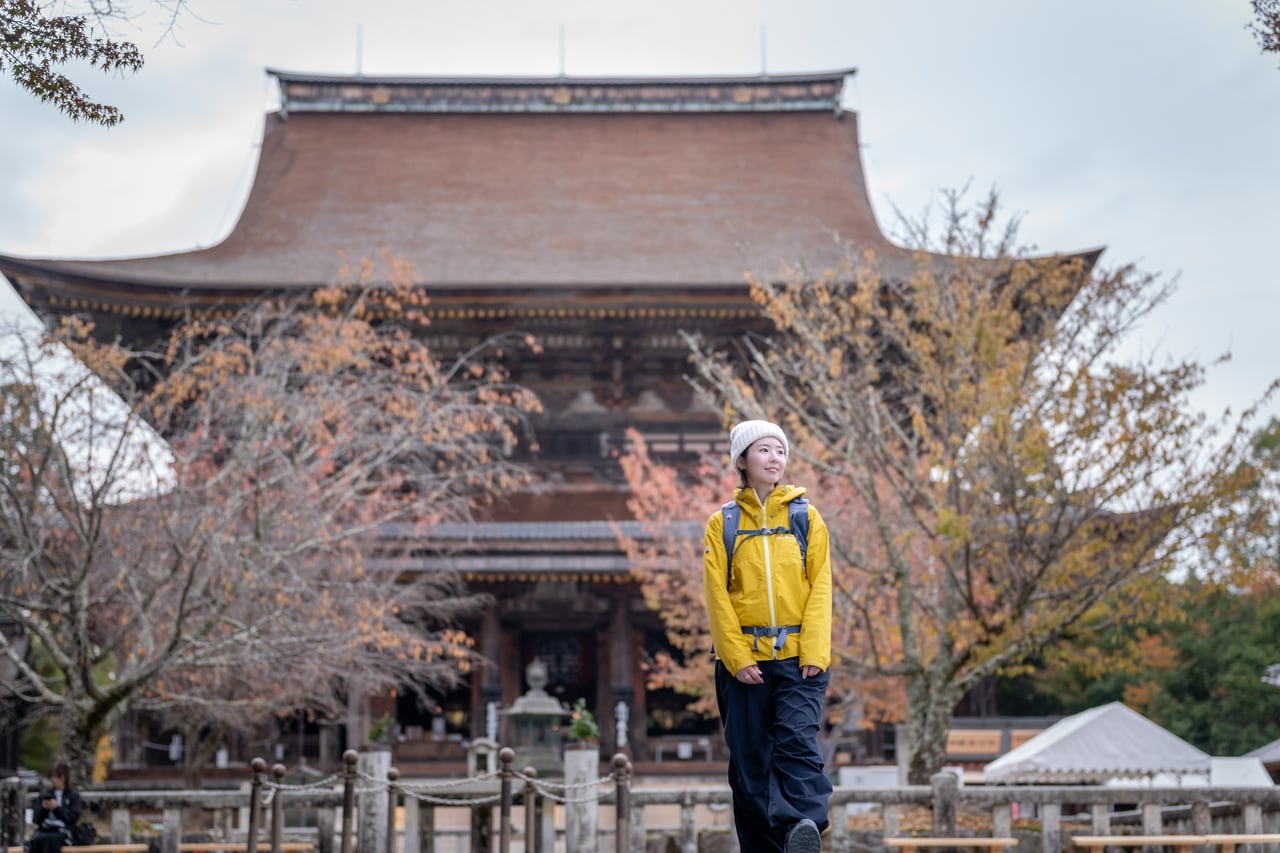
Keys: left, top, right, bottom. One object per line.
{"left": 339, "top": 750, "right": 357, "bottom": 853}
{"left": 384, "top": 767, "right": 398, "bottom": 853}
{"left": 247, "top": 758, "right": 266, "bottom": 853}
{"left": 498, "top": 748, "right": 513, "bottom": 853}
{"left": 613, "top": 754, "right": 630, "bottom": 853}
{"left": 270, "top": 764, "right": 285, "bottom": 853}
{"left": 522, "top": 768, "right": 538, "bottom": 853}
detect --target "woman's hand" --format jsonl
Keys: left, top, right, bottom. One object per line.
{"left": 735, "top": 664, "right": 763, "bottom": 684}
{"left": 800, "top": 665, "right": 823, "bottom": 678}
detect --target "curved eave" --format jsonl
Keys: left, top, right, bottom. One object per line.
{"left": 1, "top": 244, "right": 1107, "bottom": 339}
{"left": 1, "top": 256, "right": 771, "bottom": 324}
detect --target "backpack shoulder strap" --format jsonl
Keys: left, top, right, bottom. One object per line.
{"left": 721, "top": 497, "right": 811, "bottom": 590}
{"left": 788, "top": 496, "right": 810, "bottom": 579}
{"left": 720, "top": 500, "right": 740, "bottom": 592}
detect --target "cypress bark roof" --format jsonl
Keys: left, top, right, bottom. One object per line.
{"left": 1, "top": 69, "right": 907, "bottom": 318}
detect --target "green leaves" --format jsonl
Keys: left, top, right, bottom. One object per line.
{"left": 1, "top": 0, "right": 144, "bottom": 125}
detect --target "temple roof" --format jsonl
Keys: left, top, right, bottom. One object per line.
{"left": 1, "top": 68, "right": 911, "bottom": 320}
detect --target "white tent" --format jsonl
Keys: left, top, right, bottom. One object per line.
{"left": 1246, "top": 736, "right": 1280, "bottom": 766}
{"left": 1101, "top": 757, "right": 1273, "bottom": 789}
{"left": 1208, "top": 757, "right": 1273, "bottom": 787}
{"left": 983, "top": 702, "right": 1212, "bottom": 784}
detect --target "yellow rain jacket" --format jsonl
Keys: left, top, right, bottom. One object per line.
{"left": 703, "top": 484, "right": 832, "bottom": 677}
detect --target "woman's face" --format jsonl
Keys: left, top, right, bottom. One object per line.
{"left": 51, "top": 771, "right": 66, "bottom": 790}
{"left": 738, "top": 436, "right": 787, "bottom": 493}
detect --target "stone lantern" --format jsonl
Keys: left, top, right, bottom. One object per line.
{"left": 501, "top": 657, "right": 570, "bottom": 775}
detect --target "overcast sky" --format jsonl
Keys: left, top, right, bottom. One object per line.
{"left": 2, "top": 1, "right": 1278, "bottom": 424}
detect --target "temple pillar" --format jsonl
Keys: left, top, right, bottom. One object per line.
{"left": 476, "top": 607, "right": 503, "bottom": 741}
{"left": 607, "top": 596, "right": 634, "bottom": 756}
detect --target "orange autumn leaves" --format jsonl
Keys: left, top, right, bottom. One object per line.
{"left": 621, "top": 192, "right": 1274, "bottom": 780}
{"left": 1, "top": 257, "right": 538, "bottom": 779}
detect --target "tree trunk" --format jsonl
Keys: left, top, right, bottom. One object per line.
{"left": 904, "top": 676, "right": 961, "bottom": 785}
{"left": 61, "top": 715, "right": 102, "bottom": 786}
{"left": 181, "top": 723, "right": 228, "bottom": 789}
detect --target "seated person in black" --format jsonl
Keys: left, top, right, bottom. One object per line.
{"left": 28, "top": 761, "right": 84, "bottom": 853}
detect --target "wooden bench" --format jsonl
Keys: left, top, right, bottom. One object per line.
{"left": 178, "top": 844, "right": 314, "bottom": 852}
{"left": 1073, "top": 836, "right": 1206, "bottom": 852}
{"left": 1204, "top": 834, "right": 1280, "bottom": 852}
{"left": 884, "top": 838, "right": 1019, "bottom": 853}
{"left": 7, "top": 846, "right": 150, "bottom": 853}
{"left": 8, "top": 844, "right": 313, "bottom": 853}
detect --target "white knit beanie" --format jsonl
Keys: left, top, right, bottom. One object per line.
{"left": 729, "top": 420, "right": 788, "bottom": 464}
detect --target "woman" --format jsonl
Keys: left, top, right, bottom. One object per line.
{"left": 28, "top": 760, "right": 84, "bottom": 853}
{"left": 704, "top": 420, "right": 833, "bottom": 853}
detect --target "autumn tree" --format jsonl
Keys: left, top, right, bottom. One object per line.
{"left": 0, "top": 0, "right": 151, "bottom": 125}
{"left": 618, "top": 434, "right": 907, "bottom": 747}
{"left": 1252, "top": 0, "right": 1280, "bottom": 62}
{"left": 616, "top": 435, "right": 733, "bottom": 714}
{"left": 1211, "top": 417, "right": 1280, "bottom": 583}
{"left": 0, "top": 267, "right": 539, "bottom": 782}
{"left": 631, "top": 190, "right": 1273, "bottom": 783}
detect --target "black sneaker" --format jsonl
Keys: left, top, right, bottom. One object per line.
{"left": 784, "top": 818, "right": 821, "bottom": 853}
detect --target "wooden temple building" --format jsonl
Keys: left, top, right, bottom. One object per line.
{"left": 1, "top": 68, "right": 966, "bottom": 778}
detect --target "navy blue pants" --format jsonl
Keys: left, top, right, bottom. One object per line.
{"left": 715, "top": 658, "right": 832, "bottom": 852}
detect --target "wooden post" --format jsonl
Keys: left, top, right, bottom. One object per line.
{"left": 248, "top": 758, "right": 266, "bottom": 853}
{"left": 339, "top": 750, "right": 358, "bottom": 853}
{"left": 384, "top": 767, "right": 398, "bottom": 853}
{"left": 522, "top": 767, "right": 538, "bottom": 853}
{"left": 270, "top": 764, "right": 286, "bottom": 853}
{"left": 401, "top": 798, "right": 418, "bottom": 853}
{"left": 498, "top": 748, "right": 513, "bottom": 853}
{"left": 1191, "top": 801, "right": 1212, "bottom": 853}
{"left": 471, "top": 803, "right": 493, "bottom": 853}
{"left": 1244, "top": 802, "right": 1263, "bottom": 834}
{"left": 1243, "top": 803, "right": 1264, "bottom": 853}
{"left": 537, "top": 794, "right": 553, "bottom": 853}
{"left": 612, "top": 754, "right": 630, "bottom": 853}
{"left": 417, "top": 803, "right": 434, "bottom": 853}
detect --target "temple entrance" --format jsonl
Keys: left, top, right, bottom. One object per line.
{"left": 521, "top": 631, "right": 598, "bottom": 716}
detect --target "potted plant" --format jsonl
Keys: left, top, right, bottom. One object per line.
{"left": 566, "top": 698, "right": 599, "bottom": 745}
{"left": 367, "top": 712, "right": 395, "bottom": 749}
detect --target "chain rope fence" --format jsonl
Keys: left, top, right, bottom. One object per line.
{"left": 241, "top": 747, "right": 631, "bottom": 853}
